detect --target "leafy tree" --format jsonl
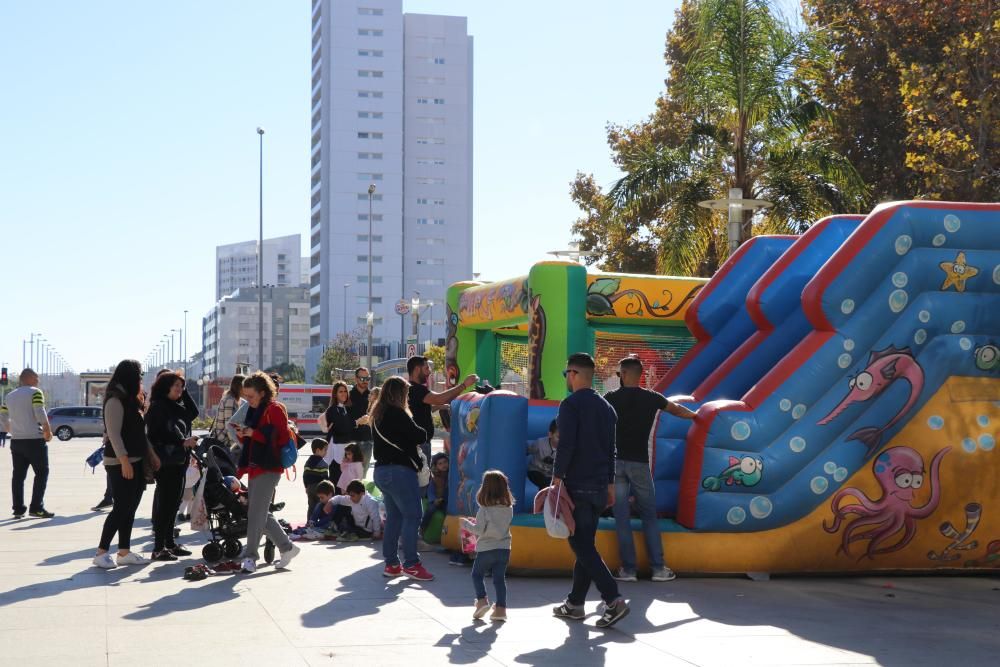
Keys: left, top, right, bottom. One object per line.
{"left": 573, "top": 0, "right": 866, "bottom": 277}
{"left": 314, "top": 330, "right": 363, "bottom": 385}
{"left": 424, "top": 344, "right": 446, "bottom": 376}
{"left": 264, "top": 363, "right": 304, "bottom": 384}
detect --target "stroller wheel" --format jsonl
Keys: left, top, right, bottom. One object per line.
{"left": 223, "top": 538, "right": 242, "bottom": 559}
{"left": 202, "top": 542, "right": 224, "bottom": 563}
{"left": 263, "top": 540, "right": 276, "bottom": 564}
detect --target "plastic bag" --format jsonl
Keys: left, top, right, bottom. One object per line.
{"left": 543, "top": 485, "right": 571, "bottom": 539}
{"left": 459, "top": 518, "right": 478, "bottom": 555}
{"left": 190, "top": 475, "right": 209, "bottom": 532}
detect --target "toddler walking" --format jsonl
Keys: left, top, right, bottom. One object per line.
{"left": 464, "top": 469, "right": 514, "bottom": 622}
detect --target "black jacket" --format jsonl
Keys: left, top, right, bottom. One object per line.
{"left": 372, "top": 405, "right": 427, "bottom": 470}
{"left": 145, "top": 390, "right": 199, "bottom": 467}
{"left": 324, "top": 404, "right": 355, "bottom": 444}
{"left": 348, "top": 386, "right": 372, "bottom": 440}
{"left": 103, "top": 387, "right": 147, "bottom": 460}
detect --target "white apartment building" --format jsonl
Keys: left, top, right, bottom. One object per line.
{"left": 308, "top": 0, "right": 473, "bottom": 365}
{"left": 202, "top": 286, "right": 311, "bottom": 378}
{"left": 216, "top": 234, "right": 305, "bottom": 300}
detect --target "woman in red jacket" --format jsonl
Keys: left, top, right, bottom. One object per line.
{"left": 235, "top": 372, "right": 300, "bottom": 574}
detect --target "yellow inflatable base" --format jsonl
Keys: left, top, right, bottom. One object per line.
{"left": 443, "top": 377, "right": 1000, "bottom": 574}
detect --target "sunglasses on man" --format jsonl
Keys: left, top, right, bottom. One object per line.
{"left": 561, "top": 369, "right": 578, "bottom": 378}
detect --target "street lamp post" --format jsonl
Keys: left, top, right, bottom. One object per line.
{"left": 257, "top": 127, "right": 265, "bottom": 372}
{"left": 170, "top": 329, "right": 177, "bottom": 365}
{"left": 343, "top": 283, "right": 351, "bottom": 335}
{"left": 367, "top": 183, "right": 376, "bottom": 369}
{"left": 183, "top": 310, "right": 188, "bottom": 376}
{"left": 427, "top": 300, "right": 434, "bottom": 346}
{"left": 411, "top": 292, "right": 420, "bottom": 344}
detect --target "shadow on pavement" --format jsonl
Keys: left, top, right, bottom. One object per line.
{"left": 0, "top": 567, "right": 133, "bottom": 608}
{"left": 10, "top": 513, "right": 100, "bottom": 530}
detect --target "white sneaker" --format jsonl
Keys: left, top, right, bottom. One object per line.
{"left": 274, "top": 544, "right": 301, "bottom": 569}
{"left": 93, "top": 553, "right": 117, "bottom": 569}
{"left": 117, "top": 552, "right": 147, "bottom": 566}
{"left": 240, "top": 558, "right": 257, "bottom": 574}
{"left": 303, "top": 529, "right": 323, "bottom": 540}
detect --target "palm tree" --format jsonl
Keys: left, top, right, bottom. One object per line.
{"left": 608, "top": 0, "right": 866, "bottom": 276}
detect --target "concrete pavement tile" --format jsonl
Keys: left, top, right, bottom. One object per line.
{"left": 109, "top": 647, "right": 307, "bottom": 666}
{"left": 106, "top": 622, "right": 292, "bottom": 654}
{"left": 662, "top": 635, "right": 878, "bottom": 666}
{"left": 278, "top": 613, "right": 452, "bottom": 647}
{"left": 0, "top": 603, "right": 107, "bottom": 630}
{"left": 0, "top": 626, "right": 108, "bottom": 659}
{"left": 298, "top": 643, "right": 498, "bottom": 666}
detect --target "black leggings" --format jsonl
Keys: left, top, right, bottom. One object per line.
{"left": 99, "top": 463, "right": 146, "bottom": 551}
{"left": 152, "top": 464, "right": 186, "bottom": 551}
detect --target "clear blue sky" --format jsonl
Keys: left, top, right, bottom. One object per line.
{"left": 1, "top": 0, "right": 700, "bottom": 372}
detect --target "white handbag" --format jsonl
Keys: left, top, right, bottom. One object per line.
{"left": 543, "top": 485, "right": 571, "bottom": 539}
{"left": 373, "top": 421, "right": 431, "bottom": 486}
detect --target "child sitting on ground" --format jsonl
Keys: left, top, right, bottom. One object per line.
{"left": 337, "top": 443, "right": 365, "bottom": 494}
{"left": 421, "top": 452, "right": 450, "bottom": 536}
{"left": 303, "top": 438, "right": 330, "bottom": 520}
{"left": 326, "top": 479, "right": 382, "bottom": 541}
{"left": 526, "top": 420, "right": 558, "bottom": 490}
{"left": 299, "top": 480, "right": 338, "bottom": 538}
{"left": 462, "top": 469, "right": 514, "bottom": 622}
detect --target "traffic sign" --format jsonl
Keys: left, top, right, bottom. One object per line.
{"left": 395, "top": 300, "right": 412, "bottom": 315}
{"left": 406, "top": 343, "right": 417, "bottom": 358}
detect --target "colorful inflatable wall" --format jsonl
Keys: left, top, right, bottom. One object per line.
{"left": 442, "top": 202, "right": 1000, "bottom": 575}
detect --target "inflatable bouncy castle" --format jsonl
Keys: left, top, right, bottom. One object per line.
{"left": 441, "top": 201, "right": 1000, "bottom": 575}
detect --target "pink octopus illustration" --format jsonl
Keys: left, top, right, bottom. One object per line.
{"left": 823, "top": 446, "right": 950, "bottom": 559}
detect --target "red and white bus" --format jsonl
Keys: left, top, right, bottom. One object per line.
{"left": 277, "top": 384, "right": 333, "bottom": 434}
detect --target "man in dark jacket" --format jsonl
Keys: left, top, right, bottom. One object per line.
{"left": 348, "top": 367, "right": 373, "bottom": 473}
{"left": 551, "top": 353, "right": 629, "bottom": 629}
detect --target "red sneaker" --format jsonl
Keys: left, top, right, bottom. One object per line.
{"left": 402, "top": 563, "right": 434, "bottom": 581}
{"left": 383, "top": 564, "right": 403, "bottom": 578}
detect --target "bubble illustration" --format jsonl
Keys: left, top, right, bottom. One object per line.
{"left": 792, "top": 404, "right": 807, "bottom": 419}
{"left": 980, "top": 434, "right": 996, "bottom": 451}
{"left": 838, "top": 354, "right": 852, "bottom": 368}
{"left": 959, "top": 337, "right": 972, "bottom": 351}
{"left": 888, "top": 290, "right": 908, "bottom": 313}
{"left": 932, "top": 234, "right": 946, "bottom": 247}
{"left": 892, "top": 272, "right": 908, "bottom": 288}
{"left": 994, "top": 265, "right": 1000, "bottom": 285}
{"left": 943, "top": 214, "right": 961, "bottom": 232}
{"left": 895, "top": 235, "right": 912, "bottom": 255}
{"left": 749, "top": 496, "right": 773, "bottom": 520}
{"left": 977, "top": 415, "right": 990, "bottom": 427}
{"left": 962, "top": 438, "right": 977, "bottom": 453}
{"left": 823, "top": 461, "right": 837, "bottom": 474}
{"left": 951, "top": 321, "right": 966, "bottom": 333}
{"left": 918, "top": 310, "right": 931, "bottom": 323}
{"left": 927, "top": 415, "right": 944, "bottom": 430}
{"left": 731, "top": 421, "right": 751, "bottom": 441}
{"left": 833, "top": 467, "right": 849, "bottom": 482}
{"left": 841, "top": 299, "right": 855, "bottom": 315}
{"left": 914, "top": 329, "right": 927, "bottom": 345}
{"left": 727, "top": 507, "right": 747, "bottom": 525}
{"left": 779, "top": 399, "right": 792, "bottom": 412}
{"left": 789, "top": 436, "right": 806, "bottom": 453}
{"left": 843, "top": 339, "right": 855, "bottom": 351}
{"left": 810, "top": 476, "right": 829, "bottom": 494}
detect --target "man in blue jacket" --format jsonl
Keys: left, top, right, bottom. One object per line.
{"left": 551, "top": 353, "right": 629, "bottom": 629}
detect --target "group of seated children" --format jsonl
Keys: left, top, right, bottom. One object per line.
{"left": 297, "top": 438, "right": 381, "bottom": 541}
{"left": 526, "top": 420, "right": 558, "bottom": 490}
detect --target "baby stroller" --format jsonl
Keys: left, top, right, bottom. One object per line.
{"left": 192, "top": 439, "right": 277, "bottom": 564}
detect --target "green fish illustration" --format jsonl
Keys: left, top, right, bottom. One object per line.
{"left": 702, "top": 456, "right": 764, "bottom": 492}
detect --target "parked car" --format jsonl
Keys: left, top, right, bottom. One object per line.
{"left": 48, "top": 406, "right": 104, "bottom": 441}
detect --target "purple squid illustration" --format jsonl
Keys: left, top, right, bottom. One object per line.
{"left": 818, "top": 346, "right": 924, "bottom": 454}
{"left": 824, "top": 446, "right": 950, "bottom": 559}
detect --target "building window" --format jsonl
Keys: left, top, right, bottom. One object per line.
{"left": 433, "top": 98, "right": 445, "bottom": 105}
{"left": 433, "top": 198, "right": 445, "bottom": 205}
{"left": 415, "top": 76, "right": 446, "bottom": 84}
{"left": 415, "top": 177, "right": 445, "bottom": 185}
{"left": 417, "top": 217, "right": 446, "bottom": 225}
{"left": 416, "top": 198, "right": 428, "bottom": 204}
{"left": 357, "top": 132, "right": 384, "bottom": 139}
{"left": 417, "top": 117, "right": 445, "bottom": 125}
{"left": 415, "top": 137, "right": 445, "bottom": 145}
{"left": 356, "top": 234, "right": 384, "bottom": 242}
{"left": 421, "top": 237, "right": 446, "bottom": 245}
{"left": 357, "top": 152, "right": 383, "bottom": 159}
{"left": 357, "top": 70, "right": 384, "bottom": 78}
{"left": 416, "top": 158, "right": 445, "bottom": 166}
{"left": 358, "top": 28, "right": 384, "bottom": 37}
{"left": 358, "top": 7, "right": 384, "bottom": 16}
{"left": 357, "top": 193, "right": 383, "bottom": 201}
{"left": 356, "top": 296, "right": 383, "bottom": 304}
{"left": 356, "top": 315, "right": 384, "bottom": 324}
{"left": 357, "top": 255, "right": 383, "bottom": 263}
{"left": 358, "top": 49, "right": 383, "bottom": 57}
{"left": 416, "top": 97, "right": 428, "bottom": 105}
{"left": 357, "top": 172, "right": 383, "bottom": 181}
{"left": 358, "top": 111, "right": 384, "bottom": 119}
{"left": 416, "top": 278, "right": 444, "bottom": 286}
{"left": 357, "top": 214, "right": 384, "bottom": 222}
{"left": 416, "top": 258, "right": 445, "bottom": 265}
{"left": 357, "top": 90, "right": 384, "bottom": 98}
{"left": 357, "top": 275, "right": 383, "bottom": 283}
{"left": 434, "top": 57, "right": 445, "bottom": 64}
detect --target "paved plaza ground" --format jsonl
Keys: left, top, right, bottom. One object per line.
{"left": 0, "top": 436, "right": 998, "bottom": 666}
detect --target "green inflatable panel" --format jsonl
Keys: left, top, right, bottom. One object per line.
{"left": 422, "top": 510, "right": 446, "bottom": 544}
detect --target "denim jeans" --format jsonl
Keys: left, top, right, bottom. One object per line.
{"left": 566, "top": 485, "right": 620, "bottom": 606}
{"left": 613, "top": 459, "right": 664, "bottom": 572}
{"left": 472, "top": 548, "right": 510, "bottom": 607}
{"left": 374, "top": 464, "right": 422, "bottom": 568}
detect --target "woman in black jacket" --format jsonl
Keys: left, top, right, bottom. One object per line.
{"left": 322, "top": 381, "right": 368, "bottom": 479}
{"left": 371, "top": 376, "right": 433, "bottom": 581}
{"left": 145, "top": 372, "right": 198, "bottom": 561}
{"left": 93, "top": 359, "right": 158, "bottom": 569}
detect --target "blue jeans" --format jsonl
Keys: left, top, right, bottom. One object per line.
{"left": 472, "top": 548, "right": 510, "bottom": 607}
{"left": 613, "top": 459, "right": 664, "bottom": 572}
{"left": 374, "top": 464, "right": 422, "bottom": 568}
{"left": 566, "top": 485, "right": 620, "bottom": 606}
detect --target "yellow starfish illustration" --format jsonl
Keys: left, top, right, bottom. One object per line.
{"left": 939, "top": 251, "right": 979, "bottom": 292}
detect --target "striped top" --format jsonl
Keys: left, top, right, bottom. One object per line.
{"left": 2, "top": 385, "right": 50, "bottom": 439}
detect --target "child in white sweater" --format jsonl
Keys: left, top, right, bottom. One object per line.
{"left": 462, "top": 470, "right": 514, "bottom": 622}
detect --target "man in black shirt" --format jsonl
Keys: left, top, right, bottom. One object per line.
{"left": 406, "top": 356, "right": 477, "bottom": 484}
{"left": 604, "top": 355, "right": 695, "bottom": 583}
{"left": 348, "top": 367, "right": 374, "bottom": 473}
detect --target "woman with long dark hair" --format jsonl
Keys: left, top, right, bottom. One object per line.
{"left": 93, "top": 360, "right": 158, "bottom": 569}
{"left": 371, "top": 376, "right": 433, "bottom": 581}
{"left": 235, "top": 372, "right": 299, "bottom": 573}
{"left": 145, "top": 371, "right": 199, "bottom": 561}
{"left": 320, "top": 381, "right": 367, "bottom": 479}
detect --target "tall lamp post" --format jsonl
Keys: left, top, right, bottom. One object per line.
{"left": 343, "top": 283, "right": 351, "bottom": 335}
{"left": 411, "top": 292, "right": 420, "bottom": 345}
{"left": 367, "top": 183, "right": 376, "bottom": 369}
{"left": 257, "top": 126, "right": 265, "bottom": 371}
{"left": 183, "top": 310, "right": 188, "bottom": 376}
